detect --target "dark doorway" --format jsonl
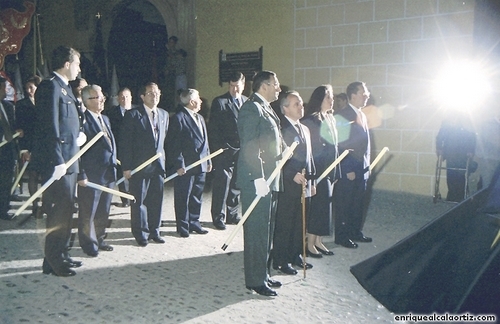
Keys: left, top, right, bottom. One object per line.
{"left": 107, "top": 1, "right": 168, "bottom": 107}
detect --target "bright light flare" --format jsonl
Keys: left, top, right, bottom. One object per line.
{"left": 433, "top": 60, "right": 492, "bottom": 111}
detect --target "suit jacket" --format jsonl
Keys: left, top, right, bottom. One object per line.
{"left": 166, "top": 108, "right": 211, "bottom": 176}
{"left": 0, "top": 100, "right": 17, "bottom": 164}
{"left": 236, "top": 93, "right": 285, "bottom": 191}
{"left": 280, "top": 117, "right": 315, "bottom": 196}
{"left": 15, "top": 97, "right": 36, "bottom": 152}
{"left": 104, "top": 104, "right": 138, "bottom": 144}
{"left": 208, "top": 92, "right": 247, "bottom": 168}
{"left": 301, "top": 112, "right": 339, "bottom": 180}
{"left": 78, "top": 111, "right": 117, "bottom": 184}
{"left": 33, "top": 73, "right": 83, "bottom": 174}
{"left": 334, "top": 104, "right": 370, "bottom": 176}
{"left": 119, "top": 105, "right": 168, "bottom": 177}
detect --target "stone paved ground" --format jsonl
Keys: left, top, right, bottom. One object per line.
{"left": 0, "top": 183, "right": 451, "bottom": 324}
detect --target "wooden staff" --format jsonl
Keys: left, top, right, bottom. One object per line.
{"left": 163, "top": 148, "right": 225, "bottom": 183}
{"left": 301, "top": 168, "right": 307, "bottom": 279}
{"left": 0, "top": 131, "right": 20, "bottom": 148}
{"left": 16, "top": 132, "right": 104, "bottom": 223}
{"left": 316, "top": 149, "right": 349, "bottom": 184}
{"left": 221, "top": 141, "right": 299, "bottom": 251}
{"left": 11, "top": 161, "right": 29, "bottom": 195}
{"left": 369, "top": 147, "right": 389, "bottom": 171}
{"left": 84, "top": 181, "right": 135, "bottom": 202}
{"left": 115, "top": 152, "right": 162, "bottom": 185}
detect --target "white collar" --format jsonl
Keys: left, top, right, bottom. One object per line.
{"left": 254, "top": 93, "right": 270, "bottom": 106}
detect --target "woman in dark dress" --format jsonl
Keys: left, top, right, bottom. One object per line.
{"left": 301, "top": 85, "right": 338, "bottom": 256}
{"left": 15, "top": 75, "right": 42, "bottom": 216}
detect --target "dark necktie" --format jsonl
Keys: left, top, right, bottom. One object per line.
{"left": 152, "top": 110, "right": 159, "bottom": 142}
{"left": 98, "top": 116, "right": 112, "bottom": 148}
{"left": 194, "top": 113, "right": 204, "bottom": 137}
{"left": 233, "top": 97, "right": 240, "bottom": 109}
{"left": 0, "top": 104, "right": 13, "bottom": 142}
{"left": 295, "top": 123, "right": 305, "bottom": 141}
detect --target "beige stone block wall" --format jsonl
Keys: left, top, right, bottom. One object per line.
{"left": 195, "top": 0, "right": 294, "bottom": 104}
{"left": 294, "top": 0, "right": 476, "bottom": 195}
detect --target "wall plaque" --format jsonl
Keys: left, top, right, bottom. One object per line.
{"left": 219, "top": 46, "right": 262, "bottom": 86}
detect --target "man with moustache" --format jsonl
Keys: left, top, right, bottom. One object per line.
{"left": 208, "top": 71, "right": 247, "bottom": 230}
{"left": 34, "top": 46, "right": 84, "bottom": 276}
{"left": 167, "top": 88, "right": 212, "bottom": 237}
{"left": 237, "top": 71, "right": 285, "bottom": 296}
{"left": 119, "top": 82, "right": 168, "bottom": 247}
{"left": 105, "top": 87, "right": 135, "bottom": 207}
{"left": 77, "top": 84, "right": 117, "bottom": 257}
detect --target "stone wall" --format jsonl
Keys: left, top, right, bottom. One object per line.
{"left": 293, "top": 0, "right": 476, "bottom": 195}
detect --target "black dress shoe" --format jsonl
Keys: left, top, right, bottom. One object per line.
{"left": 150, "top": 237, "right": 165, "bottom": 244}
{"left": 118, "top": 201, "right": 130, "bottom": 208}
{"left": 292, "top": 256, "right": 313, "bottom": 269}
{"left": 306, "top": 248, "right": 323, "bottom": 258}
{"left": 42, "top": 259, "right": 76, "bottom": 277}
{"left": 85, "top": 250, "right": 99, "bottom": 257}
{"left": 190, "top": 227, "right": 208, "bottom": 234}
{"left": 351, "top": 235, "right": 372, "bottom": 243}
{"left": 213, "top": 220, "right": 226, "bottom": 230}
{"left": 335, "top": 239, "right": 358, "bottom": 248}
{"left": 276, "top": 264, "right": 298, "bottom": 275}
{"left": 137, "top": 240, "right": 148, "bottom": 247}
{"left": 293, "top": 261, "right": 313, "bottom": 269}
{"left": 267, "top": 278, "right": 282, "bottom": 288}
{"left": 45, "top": 267, "right": 76, "bottom": 277}
{"left": 246, "top": 285, "right": 277, "bottom": 296}
{"left": 315, "top": 246, "right": 334, "bottom": 256}
{"left": 98, "top": 243, "right": 114, "bottom": 251}
{"left": 0, "top": 213, "right": 15, "bottom": 220}
{"left": 226, "top": 217, "right": 241, "bottom": 225}
{"left": 64, "top": 258, "right": 83, "bottom": 268}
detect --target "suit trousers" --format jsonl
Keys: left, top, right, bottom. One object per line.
{"left": 273, "top": 188, "right": 304, "bottom": 267}
{"left": 333, "top": 176, "right": 366, "bottom": 242}
{"left": 174, "top": 172, "right": 206, "bottom": 235}
{"left": 116, "top": 164, "right": 130, "bottom": 204}
{"left": 0, "top": 156, "right": 15, "bottom": 216}
{"left": 210, "top": 165, "right": 240, "bottom": 222}
{"left": 129, "top": 173, "right": 164, "bottom": 242}
{"left": 241, "top": 188, "right": 278, "bottom": 287}
{"left": 78, "top": 182, "right": 114, "bottom": 253}
{"left": 44, "top": 173, "right": 77, "bottom": 270}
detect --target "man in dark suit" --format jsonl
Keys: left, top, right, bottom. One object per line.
{"left": 167, "top": 88, "right": 212, "bottom": 237}
{"left": 33, "top": 46, "right": 84, "bottom": 276}
{"left": 15, "top": 75, "right": 42, "bottom": 217}
{"left": 0, "top": 76, "right": 18, "bottom": 220}
{"left": 208, "top": 71, "right": 247, "bottom": 230}
{"left": 77, "top": 84, "right": 117, "bottom": 257}
{"left": 119, "top": 82, "right": 168, "bottom": 247}
{"left": 272, "top": 91, "right": 316, "bottom": 275}
{"left": 104, "top": 87, "right": 135, "bottom": 207}
{"left": 236, "top": 71, "right": 285, "bottom": 297}
{"left": 333, "top": 81, "right": 372, "bottom": 249}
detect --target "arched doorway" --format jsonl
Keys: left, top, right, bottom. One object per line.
{"left": 107, "top": 0, "right": 171, "bottom": 108}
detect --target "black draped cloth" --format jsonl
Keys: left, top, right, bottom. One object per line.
{"left": 351, "top": 166, "right": 500, "bottom": 315}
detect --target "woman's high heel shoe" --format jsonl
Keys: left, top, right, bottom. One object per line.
{"left": 306, "top": 248, "right": 323, "bottom": 258}
{"left": 315, "top": 246, "right": 334, "bottom": 256}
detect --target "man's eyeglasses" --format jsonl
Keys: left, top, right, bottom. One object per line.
{"left": 89, "top": 96, "right": 106, "bottom": 101}
{"left": 266, "top": 82, "right": 280, "bottom": 88}
{"left": 145, "top": 91, "right": 161, "bottom": 96}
